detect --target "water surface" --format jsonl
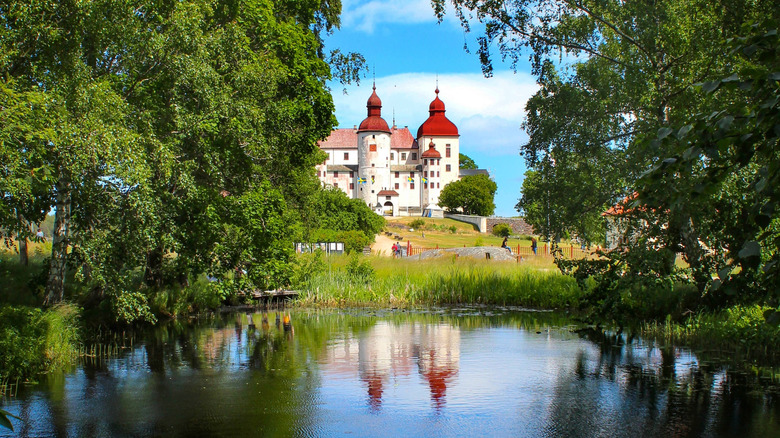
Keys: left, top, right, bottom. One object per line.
{"left": 2, "top": 308, "right": 778, "bottom": 437}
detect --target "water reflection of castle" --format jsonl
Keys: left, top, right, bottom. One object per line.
{"left": 321, "top": 322, "right": 460, "bottom": 410}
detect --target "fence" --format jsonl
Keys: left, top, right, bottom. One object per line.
{"left": 294, "top": 242, "right": 345, "bottom": 255}
{"left": 404, "top": 242, "right": 600, "bottom": 260}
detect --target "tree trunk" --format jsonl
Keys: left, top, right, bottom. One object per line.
{"left": 144, "top": 246, "right": 164, "bottom": 288}
{"left": 44, "top": 179, "right": 72, "bottom": 306}
{"left": 17, "top": 211, "right": 28, "bottom": 266}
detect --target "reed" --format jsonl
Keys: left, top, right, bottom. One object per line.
{"left": 296, "top": 255, "right": 580, "bottom": 309}
{"left": 641, "top": 305, "right": 780, "bottom": 361}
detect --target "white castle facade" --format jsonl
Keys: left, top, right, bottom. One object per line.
{"left": 317, "top": 86, "right": 485, "bottom": 216}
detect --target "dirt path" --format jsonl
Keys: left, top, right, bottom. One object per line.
{"left": 371, "top": 234, "right": 396, "bottom": 256}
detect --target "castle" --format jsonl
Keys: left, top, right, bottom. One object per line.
{"left": 317, "top": 85, "right": 485, "bottom": 216}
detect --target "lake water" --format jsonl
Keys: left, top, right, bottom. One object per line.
{"left": 2, "top": 308, "right": 779, "bottom": 437}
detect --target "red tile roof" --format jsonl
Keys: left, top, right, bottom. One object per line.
{"left": 377, "top": 190, "right": 399, "bottom": 196}
{"left": 417, "top": 88, "right": 459, "bottom": 138}
{"left": 318, "top": 127, "right": 418, "bottom": 150}
{"left": 421, "top": 142, "right": 441, "bottom": 158}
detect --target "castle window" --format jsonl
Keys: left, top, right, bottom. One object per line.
{"left": 446, "top": 164, "right": 451, "bottom": 172}
{"left": 395, "top": 183, "right": 399, "bottom": 189}
{"left": 402, "top": 153, "right": 407, "bottom": 160}
{"left": 317, "top": 171, "right": 320, "bottom": 177}
{"left": 424, "top": 183, "right": 428, "bottom": 189}
{"left": 395, "top": 172, "right": 399, "bottom": 178}
{"left": 386, "top": 196, "right": 391, "bottom": 200}
{"left": 410, "top": 172, "right": 414, "bottom": 178}
{"left": 391, "top": 153, "right": 395, "bottom": 160}
{"left": 446, "top": 145, "right": 451, "bottom": 158}
{"left": 370, "top": 144, "right": 377, "bottom": 152}
{"left": 410, "top": 183, "right": 415, "bottom": 189}
{"left": 437, "top": 182, "right": 440, "bottom": 188}
{"left": 424, "top": 159, "right": 427, "bottom": 165}
{"left": 344, "top": 152, "right": 349, "bottom": 160}
{"left": 350, "top": 171, "right": 354, "bottom": 177}
{"left": 334, "top": 171, "right": 338, "bottom": 177}
{"left": 333, "top": 182, "right": 338, "bottom": 188}
{"left": 437, "top": 171, "right": 440, "bottom": 177}
{"left": 350, "top": 183, "right": 354, "bottom": 189}
{"left": 412, "top": 153, "right": 417, "bottom": 160}
{"left": 424, "top": 171, "right": 428, "bottom": 178}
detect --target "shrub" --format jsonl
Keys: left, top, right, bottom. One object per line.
{"left": 409, "top": 218, "right": 426, "bottom": 229}
{"left": 492, "top": 224, "right": 512, "bottom": 237}
{"left": 474, "top": 236, "right": 484, "bottom": 246}
{"left": 449, "top": 225, "right": 458, "bottom": 234}
{"left": 346, "top": 254, "right": 374, "bottom": 283}
{"left": 0, "top": 304, "right": 80, "bottom": 382}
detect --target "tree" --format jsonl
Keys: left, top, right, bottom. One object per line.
{"left": 434, "top": 0, "right": 779, "bottom": 306}
{"left": 438, "top": 174, "right": 497, "bottom": 216}
{"left": 1, "top": 0, "right": 365, "bottom": 307}
{"left": 459, "top": 153, "right": 477, "bottom": 169}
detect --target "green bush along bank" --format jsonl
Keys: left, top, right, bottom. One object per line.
{"left": 0, "top": 304, "right": 80, "bottom": 385}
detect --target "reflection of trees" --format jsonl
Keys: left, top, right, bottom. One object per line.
{"left": 543, "top": 327, "right": 780, "bottom": 437}
{"left": 5, "top": 310, "right": 780, "bottom": 437}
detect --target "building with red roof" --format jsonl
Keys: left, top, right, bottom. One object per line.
{"left": 317, "top": 86, "right": 481, "bottom": 216}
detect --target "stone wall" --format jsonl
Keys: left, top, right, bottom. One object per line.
{"left": 445, "top": 214, "right": 534, "bottom": 235}
{"left": 485, "top": 217, "right": 534, "bottom": 235}
{"left": 444, "top": 213, "right": 487, "bottom": 232}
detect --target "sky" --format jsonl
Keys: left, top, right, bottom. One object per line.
{"left": 324, "top": 0, "right": 540, "bottom": 217}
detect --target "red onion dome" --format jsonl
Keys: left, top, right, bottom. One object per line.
{"left": 421, "top": 141, "right": 441, "bottom": 159}
{"left": 417, "top": 87, "right": 459, "bottom": 138}
{"left": 358, "top": 84, "right": 391, "bottom": 133}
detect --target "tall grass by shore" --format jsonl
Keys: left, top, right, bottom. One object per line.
{"left": 641, "top": 305, "right": 780, "bottom": 361}
{"left": 296, "top": 255, "right": 580, "bottom": 309}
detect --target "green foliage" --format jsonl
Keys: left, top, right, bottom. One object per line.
{"left": 492, "top": 223, "right": 512, "bottom": 237}
{"left": 642, "top": 305, "right": 780, "bottom": 359}
{"left": 289, "top": 251, "right": 326, "bottom": 289}
{"left": 459, "top": 153, "right": 478, "bottom": 169}
{"left": 0, "top": 304, "right": 80, "bottom": 381}
{"left": 110, "top": 291, "right": 157, "bottom": 325}
{"left": 449, "top": 225, "right": 458, "bottom": 234}
{"left": 409, "top": 218, "right": 426, "bottom": 229}
{"left": 438, "top": 174, "right": 497, "bottom": 216}
{"left": 0, "top": 408, "right": 19, "bottom": 431}
{"left": 0, "top": 0, "right": 363, "bottom": 321}
{"left": 346, "top": 254, "right": 375, "bottom": 284}
{"left": 636, "top": 23, "right": 780, "bottom": 309}
{"left": 474, "top": 236, "right": 485, "bottom": 246}
{"left": 436, "top": 0, "right": 779, "bottom": 319}
{"left": 299, "top": 256, "right": 580, "bottom": 308}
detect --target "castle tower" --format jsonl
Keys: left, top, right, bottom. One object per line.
{"left": 417, "top": 87, "right": 460, "bottom": 209}
{"left": 357, "top": 85, "right": 394, "bottom": 214}
{"left": 421, "top": 140, "right": 442, "bottom": 208}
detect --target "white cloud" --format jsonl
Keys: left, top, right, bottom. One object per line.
{"left": 332, "top": 70, "right": 539, "bottom": 156}
{"left": 341, "top": 0, "right": 437, "bottom": 32}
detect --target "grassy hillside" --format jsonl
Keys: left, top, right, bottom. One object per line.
{"left": 383, "top": 217, "right": 533, "bottom": 250}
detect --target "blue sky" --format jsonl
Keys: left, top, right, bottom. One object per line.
{"left": 324, "top": 0, "right": 540, "bottom": 217}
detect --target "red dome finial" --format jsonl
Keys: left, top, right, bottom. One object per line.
{"left": 358, "top": 85, "right": 390, "bottom": 133}
{"left": 417, "top": 87, "right": 459, "bottom": 138}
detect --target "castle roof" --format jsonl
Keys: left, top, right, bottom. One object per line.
{"left": 319, "top": 127, "right": 418, "bottom": 149}
{"left": 377, "top": 190, "right": 399, "bottom": 197}
{"left": 358, "top": 85, "right": 391, "bottom": 133}
{"left": 417, "top": 88, "right": 459, "bottom": 138}
{"left": 421, "top": 141, "right": 441, "bottom": 159}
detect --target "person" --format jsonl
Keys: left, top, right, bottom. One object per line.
{"left": 391, "top": 242, "right": 398, "bottom": 257}
{"left": 531, "top": 237, "right": 538, "bottom": 255}
{"left": 396, "top": 242, "right": 402, "bottom": 257}
{"left": 501, "top": 236, "right": 511, "bottom": 253}
{"left": 36, "top": 228, "right": 44, "bottom": 240}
